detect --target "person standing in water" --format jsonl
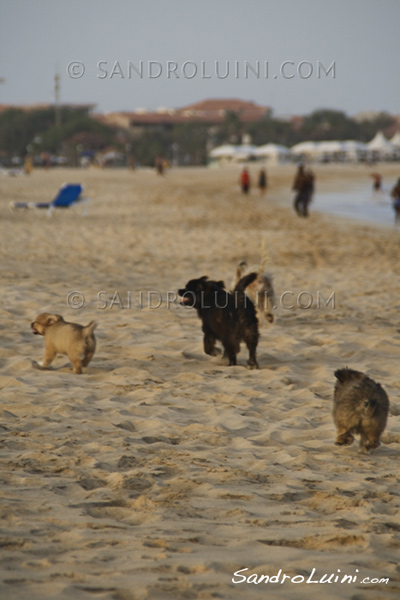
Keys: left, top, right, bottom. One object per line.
{"left": 391, "top": 177, "right": 400, "bottom": 226}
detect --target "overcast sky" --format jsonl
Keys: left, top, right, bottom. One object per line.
{"left": 0, "top": 0, "right": 399, "bottom": 116}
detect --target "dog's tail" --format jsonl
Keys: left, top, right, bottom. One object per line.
{"left": 84, "top": 321, "right": 98, "bottom": 336}
{"left": 234, "top": 272, "right": 258, "bottom": 293}
{"left": 231, "top": 260, "right": 247, "bottom": 291}
{"left": 334, "top": 368, "right": 364, "bottom": 385}
{"left": 260, "top": 236, "right": 271, "bottom": 273}
{"left": 257, "top": 272, "right": 276, "bottom": 323}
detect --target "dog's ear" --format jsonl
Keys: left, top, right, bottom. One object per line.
{"left": 198, "top": 276, "right": 208, "bottom": 290}
{"left": 46, "top": 314, "right": 63, "bottom": 326}
{"left": 216, "top": 280, "right": 225, "bottom": 288}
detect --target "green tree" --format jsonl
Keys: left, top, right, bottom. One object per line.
{"left": 247, "top": 116, "right": 300, "bottom": 147}
{"left": 0, "top": 109, "right": 33, "bottom": 156}
{"left": 218, "top": 111, "right": 243, "bottom": 144}
{"left": 41, "top": 116, "right": 115, "bottom": 154}
{"left": 301, "top": 109, "right": 361, "bottom": 140}
{"left": 132, "top": 130, "right": 171, "bottom": 166}
{"left": 0, "top": 107, "right": 116, "bottom": 160}
{"left": 172, "top": 123, "right": 209, "bottom": 165}
{"left": 356, "top": 113, "right": 396, "bottom": 142}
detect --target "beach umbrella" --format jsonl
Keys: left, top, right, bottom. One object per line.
{"left": 254, "top": 143, "right": 290, "bottom": 157}
{"left": 316, "top": 140, "right": 346, "bottom": 153}
{"left": 342, "top": 140, "right": 368, "bottom": 161}
{"left": 290, "top": 141, "right": 320, "bottom": 155}
{"left": 342, "top": 140, "right": 368, "bottom": 152}
{"left": 209, "top": 144, "right": 239, "bottom": 158}
{"left": 234, "top": 144, "right": 258, "bottom": 160}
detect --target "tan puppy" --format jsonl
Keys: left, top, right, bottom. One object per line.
{"left": 31, "top": 313, "right": 97, "bottom": 374}
{"left": 234, "top": 260, "right": 275, "bottom": 324}
{"left": 232, "top": 238, "right": 276, "bottom": 324}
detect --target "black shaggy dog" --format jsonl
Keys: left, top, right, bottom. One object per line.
{"left": 178, "top": 273, "right": 259, "bottom": 368}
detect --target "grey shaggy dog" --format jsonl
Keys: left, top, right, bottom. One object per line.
{"left": 333, "top": 368, "right": 389, "bottom": 452}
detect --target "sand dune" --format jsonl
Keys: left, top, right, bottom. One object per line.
{"left": 1, "top": 163, "right": 400, "bottom": 599}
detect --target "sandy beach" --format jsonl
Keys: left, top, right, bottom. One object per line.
{"left": 1, "top": 162, "right": 400, "bottom": 600}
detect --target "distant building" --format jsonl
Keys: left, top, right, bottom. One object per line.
{"left": 96, "top": 98, "right": 271, "bottom": 137}
{"left": 276, "top": 113, "right": 304, "bottom": 130}
{"left": 353, "top": 111, "right": 384, "bottom": 123}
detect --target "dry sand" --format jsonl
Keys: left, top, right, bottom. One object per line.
{"left": 1, "top": 162, "right": 400, "bottom": 600}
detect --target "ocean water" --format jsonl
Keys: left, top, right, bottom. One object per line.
{"left": 313, "top": 185, "right": 398, "bottom": 229}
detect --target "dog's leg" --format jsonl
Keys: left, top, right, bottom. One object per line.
{"left": 222, "top": 348, "right": 237, "bottom": 366}
{"left": 360, "top": 431, "right": 380, "bottom": 452}
{"left": 82, "top": 351, "right": 93, "bottom": 367}
{"left": 71, "top": 361, "right": 83, "bottom": 375}
{"left": 335, "top": 430, "right": 354, "bottom": 446}
{"left": 82, "top": 337, "right": 96, "bottom": 367}
{"left": 246, "top": 350, "right": 259, "bottom": 370}
{"left": 68, "top": 352, "right": 83, "bottom": 374}
{"left": 221, "top": 337, "right": 237, "bottom": 366}
{"left": 244, "top": 329, "right": 259, "bottom": 369}
{"left": 258, "top": 290, "right": 274, "bottom": 323}
{"left": 40, "top": 345, "right": 57, "bottom": 368}
{"left": 203, "top": 333, "right": 220, "bottom": 356}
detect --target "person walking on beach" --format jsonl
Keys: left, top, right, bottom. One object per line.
{"left": 303, "top": 167, "right": 315, "bottom": 217}
{"left": 240, "top": 167, "right": 251, "bottom": 194}
{"left": 257, "top": 168, "right": 268, "bottom": 196}
{"left": 390, "top": 177, "right": 400, "bottom": 226}
{"left": 293, "top": 164, "right": 308, "bottom": 217}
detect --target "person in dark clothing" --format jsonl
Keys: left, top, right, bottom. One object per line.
{"left": 293, "top": 165, "right": 308, "bottom": 217}
{"left": 391, "top": 177, "right": 400, "bottom": 226}
{"left": 303, "top": 168, "right": 315, "bottom": 217}
{"left": 257, "top": 168, "right": 268, "bottom": 196}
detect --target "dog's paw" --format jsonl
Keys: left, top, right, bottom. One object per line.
{"left": 247, "top": 360, "right": 259, "bottom": 370}
{"left": 218, "top": 355, "right": 231, "bottom": 366}
{"left": 31, "top": 360, "right": 48, "bottom": 370}
{"left": 210, "top": 348, "right": 222, "bottom": 356}
{"left": 335, "top": 436, "right": 354, "bottom": 446}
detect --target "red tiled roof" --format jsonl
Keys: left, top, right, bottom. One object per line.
{"left": 181, "top": 98, "right": 267, "bottom": 113}
{"left": 125, "top": 98, "right": 270, "bottom": 126}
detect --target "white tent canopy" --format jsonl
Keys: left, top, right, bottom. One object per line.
{"left": 390, "top": 132, "right": 400, "bottom": 147}
{"left": 367, "top": 131, "right": 393, "bottom": 152}
{"left": 254, "top": 143, "right": 290, "bottom": 157}
{"left": 291, "top": 141, "right": 320, "bottom": 155}
{"left": 341, "top": 140, "right": 368, "bottom": 160}
{"left": 209, "top": 144, "right": 238, "bottom": 158}
{"left": 234, "top": 144, "right": 258, "bottom": 159}
{"left": 209, "top": 134, "right": 399, "bottom": 163}
{"left": 342, "top": 140, "right": 368, "bottom": 152}
{"left": 209, "top": 144, "right": 257, "bottom": 161}
{"left": 317, "top": 140, "right": 346, "bottom": 153}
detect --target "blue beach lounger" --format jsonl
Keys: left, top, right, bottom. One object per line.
{"left": 10, "top": 183, "right": 90, "bottom": 216}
